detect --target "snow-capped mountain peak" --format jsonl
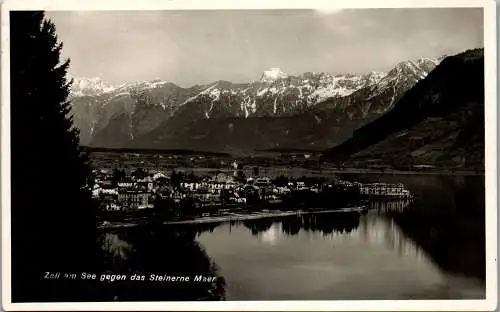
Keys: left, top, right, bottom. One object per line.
{"left": 71, "top": 54, "right": 445, "bottom": 149}
{"left": 68, "top": 76, "right": 174, "bottom": 97}
{"left": 388, "top": 57, "right": 441, "bottom": 80}
{"left": 260, "top": 68, "right": 288, "bottom": 83}
{"left": 69, "top": 76, "right": 119, "bottom": 97}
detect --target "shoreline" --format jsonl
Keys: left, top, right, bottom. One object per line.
{"left": 92, "top": 161, "right": 484, "bottom": 177}
{"left": 327, "top": 169, "right": 484, "bottom": 176}
{"left": 149, "top": 167, "right": 484, "bottom": 176}
{"left": 255, "top": 168, "right": 485, "bottom": 176}
{"left": 97, "top": 206, "right": 367, "bottom": 230}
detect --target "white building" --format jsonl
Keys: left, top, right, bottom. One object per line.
{"left": 153, "top": 172, "right": 167, "bottom": 180}
{"left": 255, "top": 177, "right": 271, "bottom": 187}
{"left": 359, "top": 183, "right": 411, "bottom": 197}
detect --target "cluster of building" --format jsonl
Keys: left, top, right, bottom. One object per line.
{"left": 92, "top": 171, "right": 166, "bottom": 211}
{"left": 91, "top": 166, "right": 413, "bottom": 213}
{"left": 336, "top": 180, "right": 412, "bottom": 197}
{"left": 91, "top": 168, "right": 313, "bottom": 212}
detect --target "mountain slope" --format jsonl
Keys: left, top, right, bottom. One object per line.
{"left": 69, "top": 57, "right": 441, "bottom": 152}
{"left": 70, "top": 81, "right": 203, "bottom": 145}
{"left": 124, "top": 59, "right": 439, "bottom": 153}
{"left": 323, "top": 49, "right": 484, "bottom": 171}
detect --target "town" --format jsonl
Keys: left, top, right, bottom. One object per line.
{"left": 90, "top": 160, "right": 413, "bottom": 225}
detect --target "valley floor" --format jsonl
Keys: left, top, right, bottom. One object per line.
{"left": 327, "top": 168, "right": 484, "bottom": 176}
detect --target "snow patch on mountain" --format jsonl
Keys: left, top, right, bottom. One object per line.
{"left": 260, "top": 68, "right": 288, "bottom": 83}
{"left": 71, "top": 54, "right": 444, "bottom": 148}
{"left": 120, "top": 80, "right": 169, "bottom": 91}
{"left": 69, "top": 76, "right": 172, "bottom": 98}
{"left": 173, "top": 62, "right": 438, "bottom": 119}
{"left": 69, "top": 77, "right": 119, "bottom": 96}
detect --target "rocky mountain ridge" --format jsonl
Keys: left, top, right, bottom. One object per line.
{"left": 69, "top": 56, "right": 443, "bottom": 153}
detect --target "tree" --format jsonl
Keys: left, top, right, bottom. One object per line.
{"left": 220, "top": 189, "right": 232, "bottom": 203}
{"left": 186, "top": 171, "right": 196, "bottom": 181}
{"left": 10, "top": 11, "right": 99, "bottom": 301}
{"left": 252, "top": 166, "right": 259, "bottom": 177}
{"left": 153, "top": 195, "right": 175, "bottom": 219}
{"left": 132, "top": 167, "right": 147, "bottom": 179}
{"left": 111, "top": 167, "right": 126, "bottom": 186}
{"left": 180, "top": 197, "right": 199, "bottom": 218}
{"left": 234, "top": 170, "right": 246, "bottom": 183}
{"left": 273, "top": 175, "right": 289, "bottom": 187}
{"left": 170, "top": 169, "right": 183, "bottom": 188}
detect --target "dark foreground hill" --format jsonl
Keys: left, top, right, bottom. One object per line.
{"left": 323, "top": 49, "right": 485, "bottom": 171}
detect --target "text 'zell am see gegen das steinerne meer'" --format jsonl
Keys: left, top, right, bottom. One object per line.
{"left": 44, "top": 271, "right": 217, "bottom": 283}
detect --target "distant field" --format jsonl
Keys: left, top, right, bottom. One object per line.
{"left": 86, "top": 146, "right": 326, "bottom": 172}
{"left": 82, "top": 146, "right": 232, "bottom": 157}
{"left": 87, "top": 149, "right": 483, "bottom": 179}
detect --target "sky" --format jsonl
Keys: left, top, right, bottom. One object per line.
{"left": 47, "top": 8, "right": 484, "bottom": 88}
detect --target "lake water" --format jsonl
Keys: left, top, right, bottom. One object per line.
{"left": 100, "top": 174, "right": 486, "bottom": 301}
{"left": 197, "top": 210, "right": 483, "bottom": 300}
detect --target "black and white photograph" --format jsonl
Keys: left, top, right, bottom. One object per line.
{"left": 1, "top": 0, "right": 497, "bottom": 310}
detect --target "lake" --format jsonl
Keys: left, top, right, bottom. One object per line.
{"left": 99, "top": 174, "right": 485, "bottom": 301}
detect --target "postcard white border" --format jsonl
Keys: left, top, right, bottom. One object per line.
{"left": 1, "top": 0, "right": 497, "bottom": 311}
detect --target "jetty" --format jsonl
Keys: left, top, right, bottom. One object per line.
{"left": 97, "top": 205, "right": 367, "bottom": 230}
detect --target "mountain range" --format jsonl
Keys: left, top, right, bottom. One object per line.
{"left": 69, "top": 55, "right": 444, "bottom": 155}
{"left": 324, "top": 48, "right": 484, "bottom": 171}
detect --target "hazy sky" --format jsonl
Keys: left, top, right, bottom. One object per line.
{"left": 47, "top": 8, "right": 483, "bottom": 87}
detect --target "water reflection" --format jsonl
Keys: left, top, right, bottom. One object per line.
{"left": 368, "top": 199, "right": 412, "bottom": 213}
{"left": 98, "top": 226, "right": 226, "bottom": 301}
{"left": 338, "top": 174, "right": 485, "bottom": 282}
{"left": 99, "top": 175, "right": 485, "bottom": 300}
{"left": 196, "top": 206, "right": 484, "bottom": 300}
{"left": 197, "top": 209, "right": 416, "bottom": 256}
{"left": 243, "top": 219, "right": 274, "bottom": 236}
